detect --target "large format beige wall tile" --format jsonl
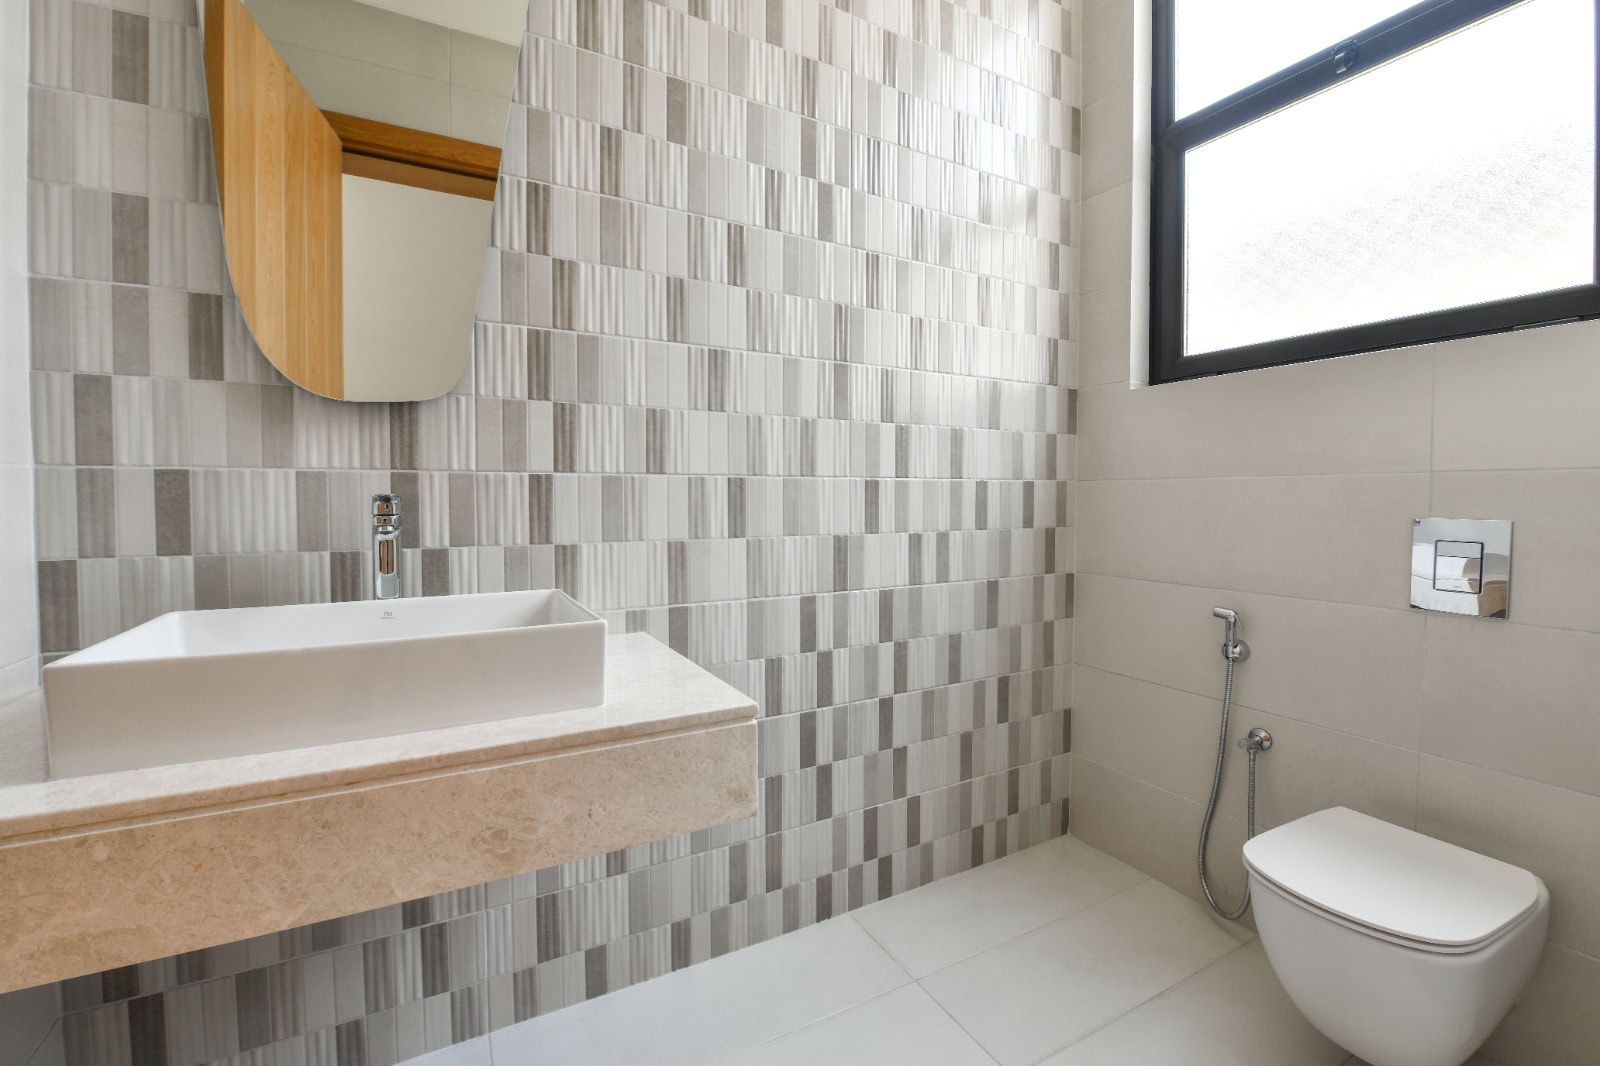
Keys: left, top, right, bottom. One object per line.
{"left": 1422, "top": 617, "right": 1600, "bottom": 798}
{"left": 1074, "top": 575, "right": 1425, "bottom": 747}
{"left": 1082, "top": 0, "right": 1150, "bottom": 104}
{"left": 1217, "top": 707, "right": 1419, "bottom": 832}
{"left": 1078, "top": 349, "right": 1433, "bottom": 481}
{"left": 1077, "top": 474, "right": 1429, "bottom": 609}
{"left": 1479, "top": 943, "right": 1600, "bottom": 1066}
{"left": 1073, "top": 666, "right": 1222, "bottom": 805}
{"left": 245, "top": 0, "right": 451, "bottom": 78}
{"left": 1079, "top": 281, "right": 1144, "bottom": 388}
{"left": 1074, "top": 575, "right": 1239, "bottom": 696}
{"left": 448, "top": 30, "right": 519, "bottom": 96}
{"left": 1082, "top": 82, "right": 1145, "bottom": 201}
{"left": 450, "top": 84, "right": 513, "bottom": 144}
{"left": 1218, "top": 595, "right": 1424, "bottom": 749}
{"left": 1071, "top": 756, "right": 1249, "bottom": 912}
{"left": 1416, "top": 756, "right": 1600, "bottom": 959}
{"left": 1074, "top": 666, "right": 1418, "bottom": 831}
{"left": 276, "top": 42, "right": 454, "bottom": 138}
{"left": 1432, "top": 320, "right": 1600, "bottom": 471}
{"left": 1081, "top": 182, "right": 1144, "bottom": 296}
{"left": 1432, "top": 470, "right": 1600, "bottom": 634}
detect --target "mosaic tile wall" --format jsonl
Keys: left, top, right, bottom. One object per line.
{"left": 26, "top": 0, "right": 1081, "bottom": 1061}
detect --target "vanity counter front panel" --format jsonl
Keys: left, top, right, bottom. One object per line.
{"left": 0, "top": 633, "right": 758, "bottom": 993}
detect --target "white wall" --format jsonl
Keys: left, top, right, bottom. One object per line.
{"left": 0, "top": 0, "right": 62, "bottom": 1061}
{"left": 1, "top": 0, "right": 43, "bottom": 775}
{"left": 244, "top": 0, "right": 519, "bottom": 144}
{"left": 1, "top": 0, "right": 40, "bottom": 711}
{"left": 341, "top": 174, "right": 489, "bottom": 401}
{"left": 1074, "top": 2, "right": 1600, "bottom": 1063}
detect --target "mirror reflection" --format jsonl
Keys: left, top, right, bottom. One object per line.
{"left": 197, "top": 0, "right": 524, "bottom": 401}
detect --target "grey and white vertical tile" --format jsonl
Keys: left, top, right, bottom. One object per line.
{"left": 25, "top": 0, "right": 1081, "bottom": 1062}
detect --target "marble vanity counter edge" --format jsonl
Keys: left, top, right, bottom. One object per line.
{"left": 0, "top": 633, "right": 755, "bottom": 842}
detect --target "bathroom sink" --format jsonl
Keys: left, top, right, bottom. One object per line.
{"left": 43, "top": 590, "right": 606, "bottom": 778}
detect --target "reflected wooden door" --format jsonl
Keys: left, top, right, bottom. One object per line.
{"left": 204, "top": 0, "right": 344, "bottom": 399}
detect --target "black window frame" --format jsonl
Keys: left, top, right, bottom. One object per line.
{"left": 1150, "top": 0, "right": 1600, "bottom": 385}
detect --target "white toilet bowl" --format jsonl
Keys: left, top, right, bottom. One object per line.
{"left": 1243, "top": 807, "right": 1548, "bottom": 1066}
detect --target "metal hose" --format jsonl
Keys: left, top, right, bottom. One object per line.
{"left": 1197, "top": 650, "right": 1259, "bottom": 921}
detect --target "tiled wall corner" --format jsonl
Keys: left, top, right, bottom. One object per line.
{"left": 25, "top": 0, "right": 1081, "bottom": 1062}
{"left": 2, "top": 0, "right": 41, "bottom": 707}
{"left": 1071, "top": 1, "right": 1600, "bottom": 1062}
{"left": 2, "top": 0, "right": 59, "bottom": 1056}
{"left": 1077, "top": 0, "right": 1149, "bottom": 390}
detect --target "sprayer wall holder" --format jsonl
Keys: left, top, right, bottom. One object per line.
{"left": 1239, "top": 727, "right": 1273, "bottom": 752}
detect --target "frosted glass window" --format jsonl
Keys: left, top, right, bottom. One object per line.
{"left": 1183, "top": 0, "right": 1596, "bottom": 357}
{"left": 1175, "top": 0, "right": 1415, "bottom": 116}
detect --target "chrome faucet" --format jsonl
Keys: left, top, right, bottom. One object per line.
{"left": 372, "top": 493, "right": 402, "bottom": 599}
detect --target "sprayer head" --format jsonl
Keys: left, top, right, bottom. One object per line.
{"left": 1213, "top": 607, "right": 1249, "bottom": 662}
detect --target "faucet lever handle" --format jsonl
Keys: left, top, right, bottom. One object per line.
{"left": 372, "top": 493, "right": 401, "bottom": 524}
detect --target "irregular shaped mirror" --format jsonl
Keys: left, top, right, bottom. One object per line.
{"left": 195, "top": 0, "right": 524, "bottom": 401}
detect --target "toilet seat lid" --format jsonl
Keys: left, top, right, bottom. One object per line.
{"left": 1241, "top": 807, "right": 1541, "bottom": 949}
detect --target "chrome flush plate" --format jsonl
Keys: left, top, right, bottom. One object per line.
{"left": 1410, "top": 518, "right": 1512, "bottom": 619}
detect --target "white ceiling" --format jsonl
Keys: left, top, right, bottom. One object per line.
{"left": 350, "top": 0, "right": 525, "bottom": 46}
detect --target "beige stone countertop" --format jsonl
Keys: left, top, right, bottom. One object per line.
{"left": 0, "top": 632, "right": 755, "bottom": 841}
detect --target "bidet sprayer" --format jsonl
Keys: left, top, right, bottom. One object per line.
{"left": 1212, "top": 606, "right": 1249, "bottom": 663}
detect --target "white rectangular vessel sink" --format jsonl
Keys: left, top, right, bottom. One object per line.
{"left": 43, "top": 590, "right": 606, "bottom": 778}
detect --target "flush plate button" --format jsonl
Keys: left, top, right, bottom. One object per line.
{"left": 1411, "top": 519, "right": 1511, "bottom": 618}
{"left": 1432, "top": 540, "right": 1483, "bottom": 594}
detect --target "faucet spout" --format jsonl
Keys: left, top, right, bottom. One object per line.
{"left": 373, "top": 493, "right": 402, "bottom": 600}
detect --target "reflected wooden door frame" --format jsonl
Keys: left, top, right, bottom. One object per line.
{"left": 323, "top": 112, "right": 501, "bottom": 202}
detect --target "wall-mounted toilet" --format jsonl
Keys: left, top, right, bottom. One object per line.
{"left": 1243, "top": 807, "right": 1548, "bottom": 1066}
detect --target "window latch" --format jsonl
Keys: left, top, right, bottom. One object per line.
{"left": 1333, "top": 38, "right": 1360, "bottom": 74}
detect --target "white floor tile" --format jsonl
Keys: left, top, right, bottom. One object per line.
{"left": 920, "top": 879, "right": 1251, "bottom": 1066}
{"left": 486, "top": 916, "right": 910, "bottom": 1066}
{"left": 465, "top": 837, "right": 1517, "bottom": 1066}
{"left": 404, "top": 1035, "right": 490, "bottom": 1066}
{"left": 1038, "top": 942, "right": 1345, "bottom": 1066}
{"left": 714, "top": 985, "right": 997, "bottom": 1066}
{"left": 852, "top": 837, "right": 1147, "bottom": 977}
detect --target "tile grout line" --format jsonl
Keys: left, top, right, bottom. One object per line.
{"left": 910, "top": 976, "right": 1004, "bottom": 1066}
{"left": 1417, "top": 343, "right": 1438, "bottom": 838}
{"left": 846, "top": 884, "right": 1016, "bottom": 1066}
{"left": 1072, "top": 570, "right": 1424, "bottom": 616}
{"left": 1072, "top": 661, "right": 1426, "bottom": 753}
{"left": 912, "top": 874, "right": 1154, "bottom": 986}
{"left": 700, "top": 983, "right": 925, "bottom": 1066}
{"left": 1081, "top": 739, "right": 1600, "bottom": 825}
{"left": 844, "top": 912, "right": 919, "bottom": 982}
{"left": 1018, "top": 940, "right": 1261, "bottom": 1065}
{"left": 1075, "top": 570, "right": 1600, "bottom": 638}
